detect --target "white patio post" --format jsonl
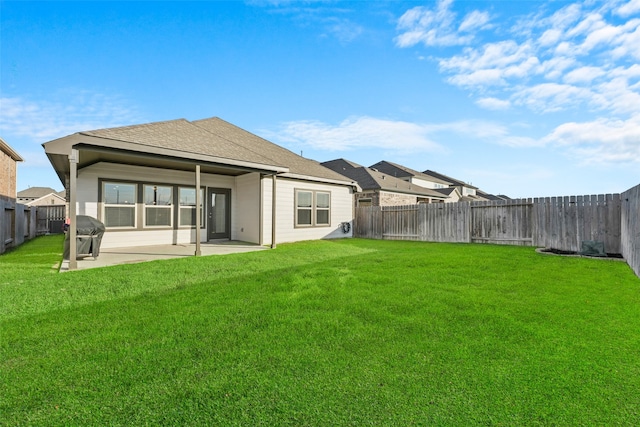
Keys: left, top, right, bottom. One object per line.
{"left": 195, "top": 164, "right": 201, "bottom": 256}
{"left": 271, "top": 174, "right": 277, "bottom": 249}
{"left": 68, "top": 149, "right": 78, "bottom": 270}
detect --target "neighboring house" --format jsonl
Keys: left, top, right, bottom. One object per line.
{"left": 1, "top": 137, "right": 30, "bottom": 255}
{"left": 369, "top": 161, "right": 506, "bottom": 202}
{"left": 322, "top": 158, "right": 447, "bottom": 206}
{"left": 17, "top": 187, "right": 64, "bottom": 205}
{"left": 42, "top": 117, "right": 357, "bottom": 262}
{"left": 422, "top": 170, "right": 509, "bottom": 201}
{"left": 24, "top": 191, "right": 66, "bottom": 207}
{"left": 422, "top": 169, "right": 481, "bottom": 200}
{"left": 369, "top": 161, "right": 455, "bottom": 196}
{"left": 432, "top": 186, "right": 464, "bottom": 203}
{"left": 477, "top": 190, "right": 510, "bottom": 201}
{"left": 1, "top": 137, "right": 23, "bottom": 201}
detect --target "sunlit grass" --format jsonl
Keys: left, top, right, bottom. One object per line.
{"left": 2, "top": 237, "right": 639, "bottom": 425}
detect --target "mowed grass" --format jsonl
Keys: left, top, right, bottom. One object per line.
{"left": 1, "top": 235, "right": 639, "bottom": 426}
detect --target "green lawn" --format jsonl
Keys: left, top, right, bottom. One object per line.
{"left": 2, "top": 235, "right": 639, "bottom": 426}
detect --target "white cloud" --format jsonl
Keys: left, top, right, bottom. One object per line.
{"left": 610, "top": 18, "right": 640, "bottom": 59}
{"left": 512, "top": 83, "right": 594, "bottom": 112}
{"left": 538, "top": 28, "right": 562, "bottom": 46}
{"left": 476, "top": 97, "right": 511, "bottom": 110}
{"left": 615, "top": 0, "right": 640, "bottom": 17}
{"left": 270, "top": 116, "right": 445, "bottom": 153}
{"left": 395, "top": 0, "right": 488, "bottom": 47}
{"left": 439, "top": 40, "right": 540, "bottom": 89}
{"left": 391, "top": 0, "right": 640, "bottom": 167}
{"left": 0, "top": 92, "right": 140, "bottom": 141}
{"left": 563, "top": 66, "right": 606, "bottom": 84}
{"left": 459, "top": 10, "right": 490, "bottom": 32}
{"left": 269, "top": 116, "right": 548, "bottom": 154}
{"left": 543, "top": 114, "right": 640, "bottom": 164}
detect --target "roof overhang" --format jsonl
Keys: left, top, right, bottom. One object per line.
{"left": 0, "top": 137, "right": 24, "bottom": 162}
{"left": 279, "top": 172, "right": 360, "bottom": 191}
{"left": 43, "top": 133, "right": 289, "bottom": 185}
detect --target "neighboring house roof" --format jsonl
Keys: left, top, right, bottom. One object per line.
{"left": 476, "top": 190, "right": 506, "bottom": 201}
{"left": 321, "top": 158, "right": 364, "bottom": 172}
{"left": 433, "top": 187, "right": 457, "bottom": 197}
{"left": 17, "top": 187, "right": 58, "bottom": 199}
{"left": 322, "top": 159, "right": 447, "bottom": 199}
{"left": 422, "top": 169, "right": 478, "bottom": 190}
{"left": 43, "top": 117, "right": 354, "bottom": 186}
{"left": 24, "top": 192, "right": 66, "bottom": 206}
{"left": 370, "top": 160, "right": 450, "bottom": 185}
{"left": 0, "top": 137, "right": 24, "bottom": 162}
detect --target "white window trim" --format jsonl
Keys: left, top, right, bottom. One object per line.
{"left": 143, "top": 185, "right": 173, "bottom": 228}
{"left": 295, "top": 189, "right": 331, "bottom": 228}
{"left": 178, "top": 187, "right": 205, "bottom": 229}
{"left": 103, "top": 182, "right": 137, "bottom": 229}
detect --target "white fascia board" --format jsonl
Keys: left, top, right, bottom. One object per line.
{"left": 278, "top": 172, "right": 359, "bottom": 190}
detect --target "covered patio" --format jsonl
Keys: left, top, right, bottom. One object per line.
{"left": 59, "top": 241, "right": 267, "bottom": 271}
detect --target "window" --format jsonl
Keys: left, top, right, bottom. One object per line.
{"left": 179, "top": 187, "right": 204, "bottom": 227}
{"left": 296, "top": 190, "right": 313, "bottom": 226}
{"left": 316, "top": 192, "right": 330, "bottom": 225}
{"left": 103, "top": 182, "right": 136, "bottom": 228}
{"left": 144, "top": 185, "right": 172, "bottom": 227}
{"left": 295, "top": 189, "right": 331, "bottom": 227}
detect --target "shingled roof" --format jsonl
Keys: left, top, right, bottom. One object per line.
{"left": 68, "top": 117, "right": 351, "bottom": 183}
{"left": 81, "top": 118, "right": 280, "bottom": 168}
{"left": 17, "top": 187, "right": 58, "bottom": 199}
{"left": 423, "top": 169, "right": 478, "bottom": 190}
{"left": 322, "top": 159, "right": 447, "bottom": 199}
{"left": 369, "top": 160, "right": 451, "bottom": 185}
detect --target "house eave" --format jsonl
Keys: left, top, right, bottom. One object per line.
{"left": 279, "top": 172, "right": 359, "bottom": 190}
{"left": 43, "top": 133, "right": 290, "bottom": 184}
{"left": 1, "top": 137, "right": 24, "bottom": 162}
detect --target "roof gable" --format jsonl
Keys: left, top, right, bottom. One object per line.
{"left": 82, "top": 119, "right": 278, "bottom": 167}
{"left": 321, "top": 158, "right": 363, "bottom": 172}
{"left": 18, "top": 187, "right": 58, "bottom": 198}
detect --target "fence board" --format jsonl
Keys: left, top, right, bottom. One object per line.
{"left": 36, "top": 205, "right": 66, "bottom": 235}
{"left": 621, "top": 185, "right": 640, "bottom": 277}
{"left": 355, "top": 193, "right": 622, "bottom": 252}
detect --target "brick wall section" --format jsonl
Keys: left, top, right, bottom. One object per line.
{"left": 379, "top": 191, "right": 418, "bottom": 206}
{"left": 356, "top": 191, "right": 426, "bottom": 207}
{"left": 0, "top": 149, "right": 18, "bottom": 199}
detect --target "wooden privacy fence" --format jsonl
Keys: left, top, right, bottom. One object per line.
{"left": 36, "top": 205, "right": 66, "bottom": 235}
{"left": 354, "top": 194, "right": 624, "bottom": 254}
{"left": 621, "top": 184, "right": 640, "bottom": 277}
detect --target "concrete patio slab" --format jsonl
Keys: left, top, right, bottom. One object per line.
{"left": 60, "top": 241, "right": 268, "bottom": 271}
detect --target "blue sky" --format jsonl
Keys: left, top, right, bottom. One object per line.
{"left": 1, "top": 0, "right": 639, "bottom": 198}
